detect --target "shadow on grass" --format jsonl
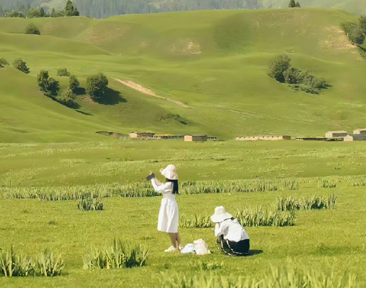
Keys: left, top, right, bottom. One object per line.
{"left": 95, "top": 88, "right": 127, "bottom": 105}
{"left": 245, "top": 249, "right": 263, "bottom": 257}
{"left": 76, "top": 110, "right": 92, "bottom": 116}
{"left": 74, "top": 87, "right": 86, "bottom": 96}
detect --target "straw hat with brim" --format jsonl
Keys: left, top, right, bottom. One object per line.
{"left": 210, "top": 206, "right": 233, "bottom": 223}
{"left": 160, "top": 164, "right": 178, "bottom": 180}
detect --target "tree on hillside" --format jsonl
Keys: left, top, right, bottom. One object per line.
{"left": 65, "top": 0, "right": 79, "bottom": 16}
{"left": 37, "top": 70, "right": 60, "bottom": 97}
{"left": 5, "top": 10, "right": 25, "bottom": 18}
{"left": 342, "top": 22, "right": 365, "bottom": 45}
{"left": 25, "top": 23, "right": 41, "bottom": 35}
{"left": 60, "top": 89, "right": 77, "bottom": 107}
{"left": 268, "top": 54, "right": 291, "bottom": 83}
{"left": 295, "top": 2, "right": 301, "bottom": 7}
{"left": 69, "top": 75, "right": 80, "bottom": 92}
{"left": 288, "top": 0, "right": 296, "bottom": 8}
{"left": 86, "top": 73, "right": 108, "bottom": 101}
{"left": 360, "top": 15, "right": 366, "bottom": 35}
{"left": 13, "top": 59, "right": 30, "bottom": 74}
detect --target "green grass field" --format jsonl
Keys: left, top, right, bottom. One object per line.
{"left": 1, "top": 141, "right": 366, "bottom": 287}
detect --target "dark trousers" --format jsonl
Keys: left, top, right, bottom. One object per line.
{"left": 219, "top": 235, "right": 250, "bottom": 256}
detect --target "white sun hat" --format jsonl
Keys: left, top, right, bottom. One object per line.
{"left": 160, "top": 164, "right": 178, "bottom": 180}
{"left": 210, "top": 206, "right": 233, "bottom": 223}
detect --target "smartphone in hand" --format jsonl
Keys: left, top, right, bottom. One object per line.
{"left": 146, "top": 173, "right": 155, "bottom": 181}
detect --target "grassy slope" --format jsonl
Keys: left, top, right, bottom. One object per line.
{"left": 1, "top": 9, "right": 366, "bottom": 142}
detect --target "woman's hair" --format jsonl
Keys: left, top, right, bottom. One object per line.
{"left": 167, "top": 179, "right": 179, "bottom": 194}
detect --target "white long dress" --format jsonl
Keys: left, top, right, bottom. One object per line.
{"left": 151, "top": 178, "right": 179, "bottom": 233}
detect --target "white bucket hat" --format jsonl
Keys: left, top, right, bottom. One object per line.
{"left": 160, "top": 164, "right": 178, "bottom": 180}
{"left": 210, "top": 206, "right": 233, "bottom": 223}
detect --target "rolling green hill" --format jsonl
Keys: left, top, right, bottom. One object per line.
{"left": 1, "top": 8, "right": 366, "bottom": 142}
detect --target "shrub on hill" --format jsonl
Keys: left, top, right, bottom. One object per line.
{"left": 59, "top": 89, "right": 77, "bottom": 108}
{"left": 13, "top": 59, "right": 30, "bottom": 74}
{"left": 268, "top": 54, "right": 291, "bottom": 83}
{"left": 360, "top": 15, "right": 366, "bottom": 34}
{"left": 57, "top": 68, "right": 70, "bottom": 77}
{"left": 25, "top": 24, "right": 41, "bottom": 35}
{"left": 51, "top": 8, "right": 65, "bottom": 17}
{"left": 27, "top": 7, "right": 46, "bottom": 18}
{"left": 0, "top": 58, "right": 9, "bottom": 68}
{"left": 269, "top": 54, "right": 328, "bottom": 94}
{"left": 37, "top": 70, "right": 60, "bottom": 97}
{"left": 86, "top": 73, "right": 109, "bottom": 101}
{"left": 69, "top": 75, "right": 80, "bottom": 92}
{"left": 341, "top": 21, "right": 365, "bottom": 45}
{"left": 5, "top": 10, "right": 25, "bottom": 18}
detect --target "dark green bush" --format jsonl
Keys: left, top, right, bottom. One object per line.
{"left": 341, "top": 22, "right": 365, "bottom": 45}
{"left": 13, "top": 59, "right": 30, "bottom": 74}
{"left": 57, "top": 68, "right": 70, "bottom": 76}
{"left": 268, "top": 54, "right": 291, "bottom": 83}
{"left": 69, "top": 75, "right": 80, "bottom": 92}
{"left": 37, "top": 70, "right": 60, "bottom": 97}
{"left": 86, "top": 73, "right": 109, "bottom": 101}
{"left": 25, "top": 23, "right": 41, "bottom": 35}
{"left": 0, "top": 58, "right": 9, "bottom": 68}
{"left": 59, "top": 89, "right": 77, "bottom": 107}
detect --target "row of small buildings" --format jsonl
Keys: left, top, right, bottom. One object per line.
{"left": 235, "top": 129, "right": 366, "bottom": 142}
{"left": 326, "top": 129, "right": 366, "bottom": 141}
{"left": 129, "top": 132, "right": 215, "bottom": 141}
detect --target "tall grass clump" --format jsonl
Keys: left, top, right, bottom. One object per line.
{"left": 83, "top": 239, "right": 148, "bottom": 270}
{"left": 0, "top": 246, "right": 34, "bottom": 277}
{"left": 57, "top": 68, "right": 70, "bottom": 76}
{"left": 0, "top": 246, "right": 63, "bottom": 277}
{"left": 319, "top": 180, "right": 337, "bottom": 189}
{"left": 180, "top": 215, "right": 213, "bottom": 228}
{"left": 277, "top": 194, "right": 337, "bottom": 211}
{"left": 236, "top": 207, "right": 296, "bottom": 227}
{"left": 78, "top": 195, "right": 103, "bottom": 211}
{"left": 161, "top": 266, "right": 359, "bottom": 288}
{"left": 36, "top": 249, "right": 64, "bottom": 277}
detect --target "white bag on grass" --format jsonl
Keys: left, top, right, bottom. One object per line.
{"left": 193, "top": 239, "right": 211, "bottom": 255}
{"left": 181, "top": 243, "right": 196, "bottom": 254}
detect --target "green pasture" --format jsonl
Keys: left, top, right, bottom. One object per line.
{"left": 1, "top": 9, "right": 366, "bottom": 142}
{"left": 0, "top": 141, "right": 366, "bottom": 287}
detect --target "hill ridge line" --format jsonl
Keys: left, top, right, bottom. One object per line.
{"left": 113, "top": 78, "right": 190, "bottom": 108}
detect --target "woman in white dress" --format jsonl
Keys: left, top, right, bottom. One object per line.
{"left": 149, "top": 164, "right": 183, "bottom": 252}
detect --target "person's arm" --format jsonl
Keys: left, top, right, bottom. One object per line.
{"left": 151, "top": 179, "right": 171, "bottom": 193}
{"left": 215, "top": 222, "right": 228, "bottom": 237}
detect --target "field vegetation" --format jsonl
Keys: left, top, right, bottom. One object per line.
{"left": 0, "top": 141, "right": 365, "bottom": 287}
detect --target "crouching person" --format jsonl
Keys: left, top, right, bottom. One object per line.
{"left": 210, "top": 206, "right": 250, "bottom": 256}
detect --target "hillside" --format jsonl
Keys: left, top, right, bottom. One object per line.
{"left": 1, "top": 9, "right": 366, "bottom": 142}
{"left": 1, "top": 0, "right": 366, "bottom": 17}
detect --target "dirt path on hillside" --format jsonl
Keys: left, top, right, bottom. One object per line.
{"left": 113, "top": 78, "right": 190, "bottom": 108}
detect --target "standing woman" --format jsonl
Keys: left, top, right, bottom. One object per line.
{"left": 149, "top": 164, "right": 183, "bottom": 252}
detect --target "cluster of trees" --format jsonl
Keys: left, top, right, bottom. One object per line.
{"left": 341, "top": 16, "right": 366, "bottom": 45}
{"left": 25, "top": 23, "right": 40, "bottom": 35}
{"left": 0, "top": 0, "right": 265, "bottom": 18}
{"left": 37, "top": 68, "right": 109, "bottom": 107}
{"left": 268, "top": 54, "right": 328, "bottom": 94}
{"left": 288, "top": 0, "right": 301, "bottom": 8}
{"left": 0, "top": 0, "right": 78, "bottom": 18}
{"left": 37, "top": 68, "right": 80, "bottom": 107}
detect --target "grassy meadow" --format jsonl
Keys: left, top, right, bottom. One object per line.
{"left": 1, "top": 140, "right": 366, "bottom": 287}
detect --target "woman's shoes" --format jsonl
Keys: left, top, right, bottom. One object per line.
{"left": 165, "top": 246, "right": 178, "bottom": 252}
